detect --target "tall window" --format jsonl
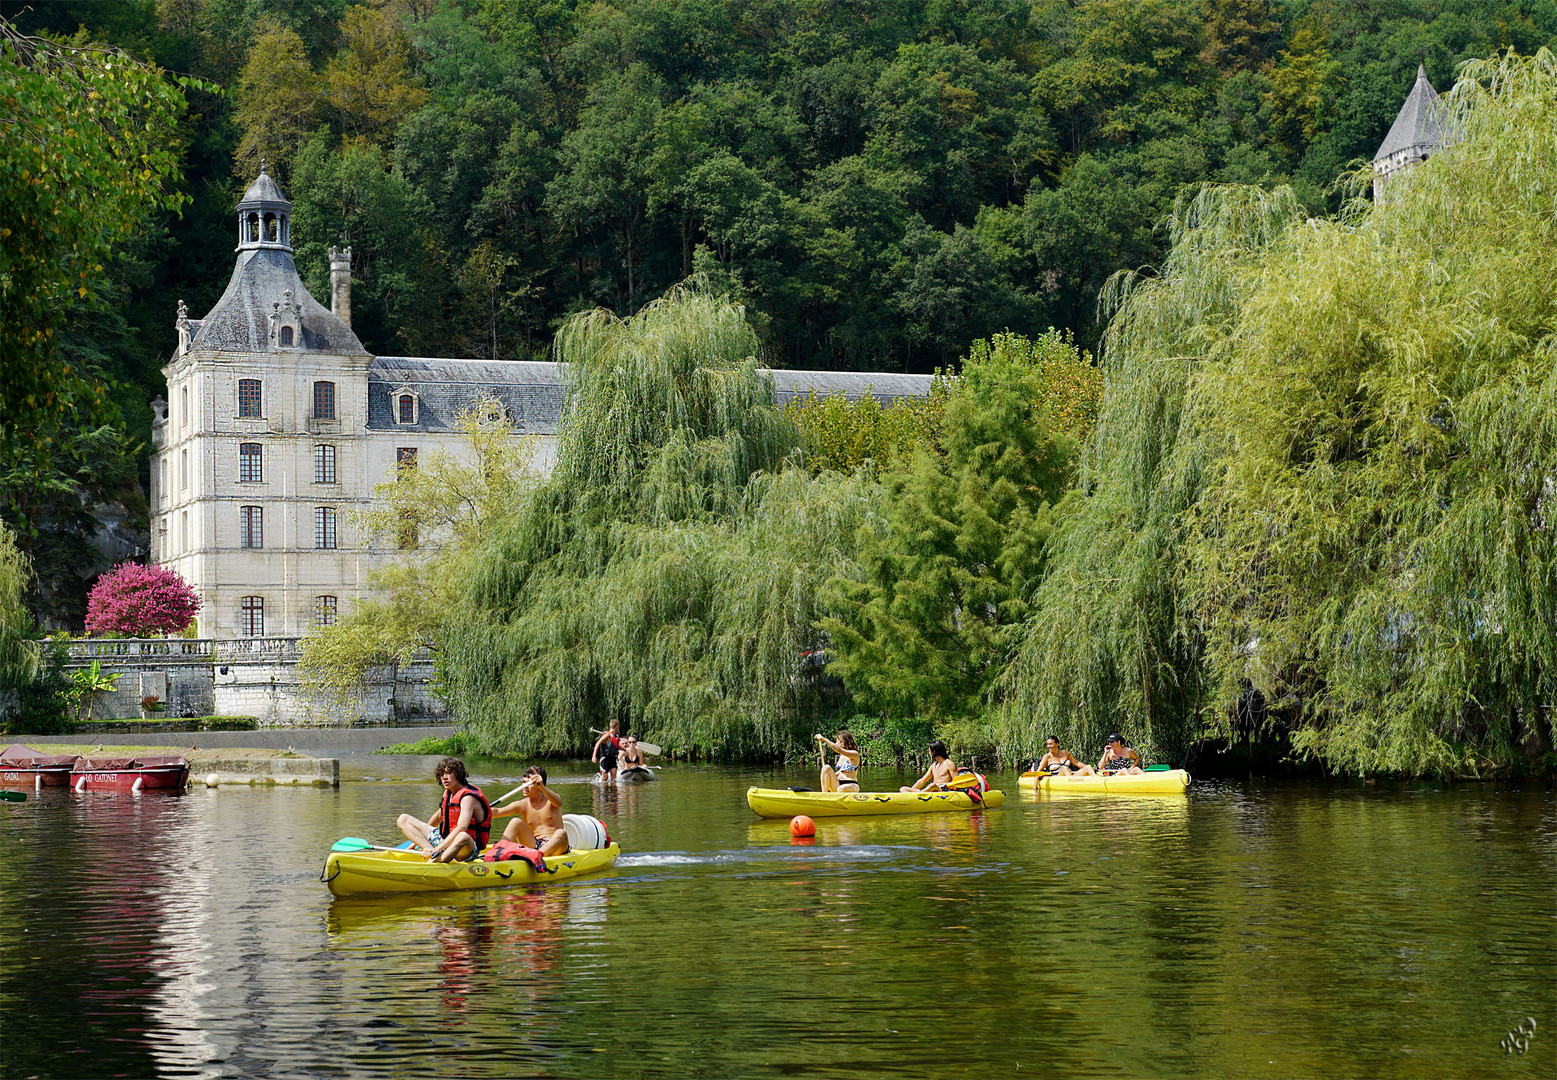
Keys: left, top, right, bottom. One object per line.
{"left": 314, "top": 506, "right": 337, "bottom": 549}
{"left": 239, "top": 442, "right": 263, "bottom": 483}
{"left": 241, "top": 596, "right": 264, "bottom": 636}
{"left": 279, "top": 326, "right": 294, "bottom": 347}
{"left": 238, "top": 378, "right": 262, "bottom": 418}
{"left": 396, "top": 447, "right": 418, "bottom": 472}
{"left": 312, "top": 380, "right": 336, "bottom": 420}
{"left": 180, "top": 510, "right": 188, "bottom": 552}
{"left": 160, "top": 459, "right": 168, "bottom": 503}
{"left": 397, "top": 393, "right": 416, "bottom": 424}
{"left": 315, "top": 595, "right": 338, "bottom": 627}
{"left": 181, "top": 385, "right": 188, "bottom": 430}
{"left": 314, "top": 444, "right": 336, "bottom": 484}
{"left": 240, "top": 506, "right": 262, "bottom": 549}
{"left": 180, "top": 448, "right": 188, "bottom": 490}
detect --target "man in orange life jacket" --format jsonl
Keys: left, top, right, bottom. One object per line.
{"left": 397, "top": 757, "right": 492, "bottom": 862}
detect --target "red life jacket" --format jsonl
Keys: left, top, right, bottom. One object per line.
{"left": 440, "top": 784, "right": 492, "bottom": 850}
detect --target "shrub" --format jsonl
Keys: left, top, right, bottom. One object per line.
{"left": 85, "top": 562, "right": 200, "bottom": 637}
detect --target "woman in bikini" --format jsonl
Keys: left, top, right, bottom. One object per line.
{"left": 1034, "top": 735, "right": 1094, "bottom": 776}
{"left": 1097, "top": 733, "right": 1144, "bottom": 775}
{"left": 815, "top": 731, "right": 860, "bottom": 792}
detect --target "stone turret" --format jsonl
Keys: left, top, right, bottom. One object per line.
{"left": 1373, "top": 65, "right": 1448, "bottom": 201}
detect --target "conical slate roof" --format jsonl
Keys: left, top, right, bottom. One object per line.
{"left": 193, "top": 247, "right": 367, "bottom": 355}
{"left": 1374, "top": 65, "right": 1446, "bottom": 161}
{"left": 237, "top": 163, "right": 289, "bottom": 209}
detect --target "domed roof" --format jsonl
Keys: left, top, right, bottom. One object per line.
{"left": 237, "top": 162, "right": 290, "bottom": 210}
{"left": 193, "top": 247, "right": 366, "bottom": 356}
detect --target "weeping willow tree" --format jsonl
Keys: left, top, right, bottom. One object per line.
{"left": 1006, "top": 51, "right": 1557, "bottom": 778}
{"left": 439, "top": 285, "right": 883, "bottom": 759}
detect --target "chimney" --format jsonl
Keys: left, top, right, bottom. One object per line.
{"left": 328, "top": 245, "right": 352, "bottom": 327}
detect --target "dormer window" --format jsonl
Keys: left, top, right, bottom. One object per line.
{"left": 270, "top": 288, "right": 301, "bottom": 350}
{"left": 279, "top": 326, "right": 293, "bottom": 347}
{"left": 395, "top": 390, "right": 418, "bottom": 425}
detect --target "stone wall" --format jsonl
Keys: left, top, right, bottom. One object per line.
{"left": 65, "top": 638, "right": 446, "bottom": 727}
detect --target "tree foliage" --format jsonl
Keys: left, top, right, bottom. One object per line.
{"left": 1008, "top": 51, "right": 1557, "bottom": 778}
{"left": 439, "top": 286, "right": 881, "bottom": 760}
{"left": 821, "top": 331, "right": 1098, "bottom": 733}
{"left": 84, "top": 561, "right": 200, "bottom": 637}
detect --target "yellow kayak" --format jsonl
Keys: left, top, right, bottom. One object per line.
{"left": 321, "top": 844, "right": 619, "bottom": 896}
{"left": 747, "top": 786, "right": 1004, "bottom": 819}
{"left": 1020, "top": 769, "right": 1190, "bottom": 795}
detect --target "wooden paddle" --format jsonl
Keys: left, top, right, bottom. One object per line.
{"left": 0, "top": 790, "right": 25, "bottom": 802}
{"left": 591, "top": 728, "right": 662, "bottom": 756}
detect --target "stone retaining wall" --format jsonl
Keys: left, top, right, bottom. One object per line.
{"left": 65, "top": 639, "right": 446, "bottom": 727}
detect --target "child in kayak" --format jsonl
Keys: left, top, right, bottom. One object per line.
{"left": 1097, "top": 734, "right": 1144, "bottom": 775}
{"left": 592, "top": 722, "right": 621, "bottom": 783}
{"left": 815, "top": 730, "right": 860, "bottom": 792}
{"left": 397, "top": 757, "right": 492, "bottom": 862}
{"left": 901, "top": 740, "right": 958, "bottom": 792}
{"left": 491, "top": 766, "right": 570, "bottom": 855}
{"left": 1034, "top": 736, "right": 1094, "bottom": 776}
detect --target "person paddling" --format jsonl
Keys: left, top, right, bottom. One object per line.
{"left": 816, "top": 730, "right": 860, "bottom": 792}
{"left": 1098, "top": 733, "right": 1144, "bottom": 775}
{"left": 1034, "top": 736, "right": 1094, "bottom": 776}
{"left": 901, "top": 740, "right": 958, "bottom": 792}
{"left": 491, "top": 766, "right": 570, "bottom": 856}
{"left": 397, "top": 757, "right": 491, "bottom": 862}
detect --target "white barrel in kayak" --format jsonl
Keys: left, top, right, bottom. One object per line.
{"left": 563, "top": 813, "right": 610, "bottom": 850}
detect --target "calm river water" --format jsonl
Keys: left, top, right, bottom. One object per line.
{"left": 1, "top": 736, "right": 1553, "bottom": 1079}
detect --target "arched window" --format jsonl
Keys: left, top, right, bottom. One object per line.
{"left": 241, "top": 596, "right": 264, "bottom": 636}
{"left": 312, "top": 381, "right": 336, "bottom": 420}
{"left": 238, "top": 378, "right": 261, "bottom": 418}
{"left": 278, "top": 326, "right": 294, "bottom": 347}
{"left": 315, "top": 595, "right": 338, "bottom": 627}
{"left": 314, "top": 506, "right": 338, "bottom": 549}
{"left": 280, "top": 215, "right": 290, "bottom": 244}
{"left": 314, "top": 444, "right": 336, "bottom": 484}
{"left": 263, "top": 213, "right": 277, "bottom": 242}
{"left": 246, "top": 212, "right": 260, "bottom": 243}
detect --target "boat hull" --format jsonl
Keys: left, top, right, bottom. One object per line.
{"left": 71, "top": 756, "right": 190, "bottom": 792}
{"left": 1019, "top": 769, "right": 1190, "bottom": 795}
{"left": 619, "top": 766, "right": 655, "bottom": 782}
{"left": 321, "top": 844, "right": 620, "bottom": 897}
{"left": 746, "top": 787, "right": 1005, "bottom": 819}
{"left": 1, "top": 745, "right": 80, "bottom": 787}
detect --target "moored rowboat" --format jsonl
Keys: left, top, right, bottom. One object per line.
{"left": 320, "top": 843, "right": 620, "bottom": 896}
{"left": 1020, "top": 769, "right": 1190, "bottom": 795}
{"left": 71, "top": 755, "right": 190, "bottom": 793}
{"left": 1, "top": 744, "right": 80, "bottom": 788}
{"left": 747, "top": 786, "right": 1004, "bottom": 819}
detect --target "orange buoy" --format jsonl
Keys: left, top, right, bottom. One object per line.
{"left": 789, "top": 814, "right": 816, "bottom": 838}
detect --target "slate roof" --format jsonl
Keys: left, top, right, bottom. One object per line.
{"left": 366, "top": 357, "right": 934, "bottom": 434}
{"left": 192, "top": 248, "right": 367, "bottom": 356}
{"left": 238, "top": 168, "right": 288, "bottom": 208}
{"left": 1374, "top": 65, "right": 1446, "bottom": 161}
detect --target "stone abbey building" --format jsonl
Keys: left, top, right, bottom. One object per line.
{"left": 150, "top": 169, "right": 931, "bottom": 638}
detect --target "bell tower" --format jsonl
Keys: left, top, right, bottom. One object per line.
{"left": 236, "top": 160, "right": 293, "bottom": 251}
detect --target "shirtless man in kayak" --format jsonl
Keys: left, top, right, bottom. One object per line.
{"left": 1034, "top": 736, "right": 1095, "bottom": 776}
{"left": 490, "top": 766, "right": 570, "bottom": 855}
{"left": 397, "top": 757, "right": 491, "bottom": 862}
{"left": 901, "top": 740, "right": 959, "bottom": 792}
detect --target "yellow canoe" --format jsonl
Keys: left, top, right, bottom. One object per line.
{"left": 321, "top": 844, "right": 619, "bottom": 897}
{"left": 1019, "top": 769, "right": 1190, "bottom": 795}
{"left": 746, "top": 786, "right": 1005, "bottom": 819}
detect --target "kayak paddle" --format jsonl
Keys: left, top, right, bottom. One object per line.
{"left": 591, "top": 728, "right": 662, "bottom": 756}
{"left": 331, "top": 837, "right": 413, "bottom": 853}
{"left": 0, "top": 790, "right": 25, "bottom": 802}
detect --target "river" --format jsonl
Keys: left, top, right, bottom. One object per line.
{"left": 1, "top": 734, "right": 1552, "bottom": 1078}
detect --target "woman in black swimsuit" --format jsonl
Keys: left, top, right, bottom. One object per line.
{"left": 1097, "top": 733, "right": 1143, "bottom": 775}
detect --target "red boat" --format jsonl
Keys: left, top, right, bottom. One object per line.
{"left": 1, "top": 744, "right": 81, "bottom": 789}
{"left": 71, "top": 754, "right": 190, "bottom": 793}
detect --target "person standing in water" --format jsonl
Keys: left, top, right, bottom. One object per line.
{"left": 901, "top": 740, "right": 958, "bottom": 792}
{"left": 815, "top": 731, "right": 861, "bottom": 792}
{"left": 397, "top": 757, "right": 492, "bottom": 862}
{"left": 591, "top": 721, "right": 621, "bottom": 783}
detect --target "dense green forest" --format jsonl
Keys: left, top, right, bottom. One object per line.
{"left": 6, "top": 1, "right": 1557, "bottom": 776}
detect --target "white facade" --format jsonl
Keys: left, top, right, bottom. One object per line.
{"left": 153, "top": 168, "right": 930, "bottom": 638}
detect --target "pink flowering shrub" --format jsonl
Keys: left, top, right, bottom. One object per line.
{"left": 85, "top": 563, "right": 201, "bottom": 637}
